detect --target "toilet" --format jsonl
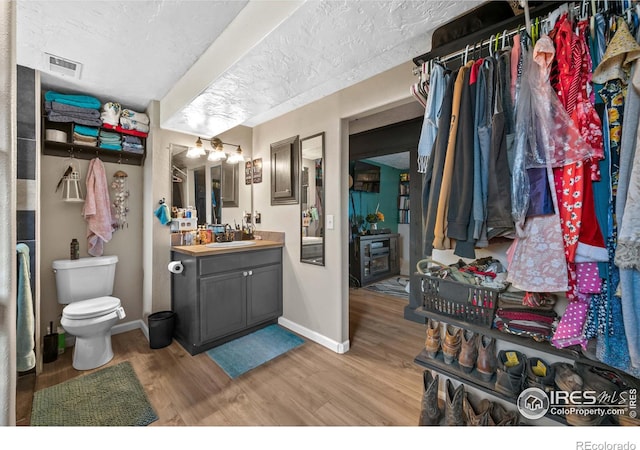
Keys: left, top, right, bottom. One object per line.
{"left": 52, "top": 255, "right": 126, "bottom": 370}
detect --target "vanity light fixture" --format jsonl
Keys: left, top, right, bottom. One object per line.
{"left": 186, "top": 137, "right": 206, "bottom": 158}
{"left": 210, "top": 137, "right": 245, "bottom": 164}
{"left": 226, "top": 146, "right": 245, "bottom": 164}
{"left": 208, "top": 137, "right": 227, "bottom": 161}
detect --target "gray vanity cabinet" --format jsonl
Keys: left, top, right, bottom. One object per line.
{"left": 171, "top": 247, "right": 283, "bottom": 355}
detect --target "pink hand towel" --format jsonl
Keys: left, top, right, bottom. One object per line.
{"left": 82, "top": 158, "right": 114, "bottom": 256}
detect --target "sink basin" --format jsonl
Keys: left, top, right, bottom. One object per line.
{"left": 205, "top": 241, "right": 257, "bottom": 248}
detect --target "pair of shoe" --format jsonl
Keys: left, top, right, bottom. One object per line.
{"left": 459, "top": 331, "right": 497, "bottom": 381}
{"left": 463, "top": 393, "right": 519, "bottom": 426}
{"left": 418, "top": 372, "right": 465, "bottom": 426}
{"left": 425, "top": 319, "right": 462, "bottom": 364}
{"left": 525, "top": 357, "right": 555, "bottom": 393}
{"left": 418, "top": 374, "right": 466, "bottom": 426}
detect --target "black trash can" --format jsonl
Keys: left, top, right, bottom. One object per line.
{"left": 148, "top": 311, "right": 176, "bottom": 349}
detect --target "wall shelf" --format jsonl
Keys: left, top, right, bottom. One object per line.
{"left": 42, "top": 139, "right": 145, "bottom": 166}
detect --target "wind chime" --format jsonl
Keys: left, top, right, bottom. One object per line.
{"left": 111, "top": 170, "right": 130, "bottom": 229}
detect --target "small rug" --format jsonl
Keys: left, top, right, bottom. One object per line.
{"left": 31, "top": 361, "right": 157, "bottom": 426}
{"left": 364, "top": 276, "right": 410, "bottom": 300}
{"left": 206, "top": 324, "right": 304, "bottom": 379}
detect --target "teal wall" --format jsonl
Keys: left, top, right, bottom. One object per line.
{"left": 349, "top": 161, "right": 402, "bottom": 234}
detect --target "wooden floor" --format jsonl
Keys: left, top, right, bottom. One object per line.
{"left": 17, "top": 287, "right": 428, "bottom": 426}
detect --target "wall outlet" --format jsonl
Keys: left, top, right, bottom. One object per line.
{"left": 255, "top": 212, "right": 261, "bottom": 224}
{"left": 326, "top": 214, "right": 334, "bottom": 230}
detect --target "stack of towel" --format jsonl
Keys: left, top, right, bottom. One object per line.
{"left": 100, "top": 102, "right": 122, "bottom": 127}
{"left": 98, "top": 130, "right": 122, "bottom": 150}
{"left": 493, "top": 291, "right": 558, "bottom": 342}
{"left": 120, "top": 109, "right": 150, "bottom": 134}
{"left": 44, "top": 91, "right": 102, "bottom": 127}
{"left": 122, "top": 135, "right": 144, "bottom": 153}
{"left": 72, "top": 125, "right": 99, "bottom": 146}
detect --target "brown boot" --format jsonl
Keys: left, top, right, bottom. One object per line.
{"left": 444, "top": 379, "right": 465, "bottom": 426}
{"left": 490, "top": 402, "right": 519, "bottom": 426}
{"left": 458, "top": 330, "right": 478, "bottom": 373}
{"left": 441, "top": 324, "right": 462, "bottom": 365}
{"left": 463, "top": 393, "right": 494, "bottom": 426}
{"left": 419, "top": 370, "right": 441, "bottom": 426}
{"left": 424, "top": 318, "right": 441, "bottom": 359}
{"left": 476, "top": 335, "right": 497, "bottom": 381}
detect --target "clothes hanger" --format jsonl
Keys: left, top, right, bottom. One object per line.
{"left": 502, "top": 29, "right": 508, "bottom": 50}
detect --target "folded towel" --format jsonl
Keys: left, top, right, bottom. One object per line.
{"left": 45, "top": 101, "right": 101, "bottom": 118}
{"left": 154, "top": 204, "right": 171, "bottom": 225}
{"left": 122, "top": 135, "right": 142, "bottom": 145}
{"left": 73, "top": 125, "right": 100, "bottom": 137}
{"left": 73, "top": 133, "right": 97, "bottom": 143}
{"left": 98, "top": 143, "right": 122, "bottom": 150}
{"left": 47, "top": 111, "right": 103, "bottom": 127}
{"left": 102, "top": 123, "right": 149, "bottom": 138}
{"left": 74, "top": 140, "right": 97, "bottom": 147}
{"left": 45, "top": 91, "right": 101, "bottom": 109}
{"left": 100, "top": 102, "right": 122, "bottom": 126}
{"left": 120, "top": 117, "right": 150, "bottom": 133}
{"left": 121, "top": 108, "right": 150, "bottom": 125}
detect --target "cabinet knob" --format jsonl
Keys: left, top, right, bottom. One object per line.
{"left": 248, "top": 270, "right": 253, "bottom": 276}
{"left": 243, "top": 271, "right": 248, "bottom": 276}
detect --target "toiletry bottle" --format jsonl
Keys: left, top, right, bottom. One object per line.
{"left": 70, "top": 238, "right": 79, "bottom": 260}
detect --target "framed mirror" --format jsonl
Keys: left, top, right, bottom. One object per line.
{"left": 300, "top": 132, "right": 325, "bottom": 265}
{"left": 170, "top": 143, "right": 242, "bottom": 225}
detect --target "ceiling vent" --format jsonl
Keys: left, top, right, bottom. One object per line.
{"left": 43, "top": 53, "right": 82, "bottom": 79}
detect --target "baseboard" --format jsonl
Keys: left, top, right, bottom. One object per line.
{"left": 112, "top": 319, "right": 146, "bottom": 337}
{"left": 277, "top": 317, "right": 350, "bottom": 354}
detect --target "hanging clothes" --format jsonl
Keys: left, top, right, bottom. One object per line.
{"left": 417, "top": 63, "right": 448, "bottom": 173}
{"left": 16, "top": 243, "right": 35, "bottom": 372}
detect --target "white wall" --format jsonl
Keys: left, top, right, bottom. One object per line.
{"left": 252, "top": 61, "right": 417, "bottom": 349}
{"left": 0, "top": 0, "right": 16, "bottom": 426}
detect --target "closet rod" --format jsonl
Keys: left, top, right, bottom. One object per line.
{"left": 412, "top": 1, "right": 565, "bottom": 67}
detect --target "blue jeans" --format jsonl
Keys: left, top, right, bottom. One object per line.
{"left": 619, "top": 268, "right": 640, "bottom": 368}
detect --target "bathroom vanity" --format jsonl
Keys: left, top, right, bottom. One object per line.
{"left": 170, "top": 240, "right": 283, "bottom": 355}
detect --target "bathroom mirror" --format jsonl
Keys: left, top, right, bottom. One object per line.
{"left": 300, "top": 132, "right": 325, "bottom": 266}
{"left": 170, "top": 143, "right": 243, "bottom": 225}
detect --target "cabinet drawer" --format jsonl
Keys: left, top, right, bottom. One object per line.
{"left": 199, "top": 248, "right": 282, "bottom": 276}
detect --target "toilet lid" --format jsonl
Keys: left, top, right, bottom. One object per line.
{"left": 63, "top": 296, "right": 121, "bottom": 320}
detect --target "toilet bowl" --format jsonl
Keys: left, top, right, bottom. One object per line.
{"left": 61, "top": 296, "right": 126, "bottom": 370}
{"left": 52, "top": 255, "right": 125, "bottom": 370}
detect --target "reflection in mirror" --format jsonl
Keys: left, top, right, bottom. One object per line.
{"left": 300, "top": 132, "right": 325, "bottom": 265}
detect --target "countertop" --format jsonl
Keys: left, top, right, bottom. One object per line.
{"left": 171, "top": 239, "right": 284, "bottom": 257}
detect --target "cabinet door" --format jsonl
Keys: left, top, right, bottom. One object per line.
{"left": 199, "top": 271, "right": 247, "bottom": 343}
{"left": 246, "top": 264, "right": 282, "bottom": 326}
{"left": 270, "top": 135, "right": 299, "bottom": 205}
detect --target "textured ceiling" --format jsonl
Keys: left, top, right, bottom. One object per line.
{"left": 16, "top": 0, "right": 484, "bottom": 137}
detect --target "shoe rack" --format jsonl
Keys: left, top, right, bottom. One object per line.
{"left": 414, "top": 276, "right": 636, "bottom": 426}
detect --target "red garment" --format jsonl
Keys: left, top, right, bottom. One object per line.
{"left": 102, "top": 122, "right": 149, "bottom": 138}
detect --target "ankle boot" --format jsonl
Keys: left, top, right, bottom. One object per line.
{"left": 476, "top": 335, "right": 497, "bottom": 381}
{"left": 525, "top": 357, "right": 555, "bottom": 393}
{"left": 441, "top": 324, "right": 462, "bottom": 365}
{"left": 490, "top": 402, "right": 520, "bottom": 426}
{"left": 444, "top": 379, "right": 465, "bottom": 426}
{"left": 419, "top": 370, "right": 441, "bottom": 426}
{"left": 424, "top": 318, "right": 441, "bottom": 359}
{"left": 463, "top": 392, "right": 493, "bottom": 426}
{"left": 458, "top": 330, "right": 478, "bottom": 373}
{"left": 494, "top": 350, "right": 526, "bottom": 397}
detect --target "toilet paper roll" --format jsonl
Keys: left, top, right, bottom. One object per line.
{"left": 168, "top": 261, "right": 183, "bottom": 274}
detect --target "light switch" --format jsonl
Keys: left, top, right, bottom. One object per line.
{"left": 326, "top": 214, "right": 334, "bottom": 230}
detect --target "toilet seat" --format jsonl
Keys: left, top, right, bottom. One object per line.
{"left": 63, "top": 296, "right": 121, "bottom": 320}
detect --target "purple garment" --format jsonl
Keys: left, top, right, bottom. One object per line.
{"left": 551, "top": 295, "right": 589, "bottom": 349}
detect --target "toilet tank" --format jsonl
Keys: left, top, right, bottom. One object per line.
{"left": 52, "top": 255, "right": 118, "bottom": 303}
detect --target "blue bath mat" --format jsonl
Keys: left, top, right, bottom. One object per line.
{"left": 206, "top": 324, "right": 304, "bottom": 379}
